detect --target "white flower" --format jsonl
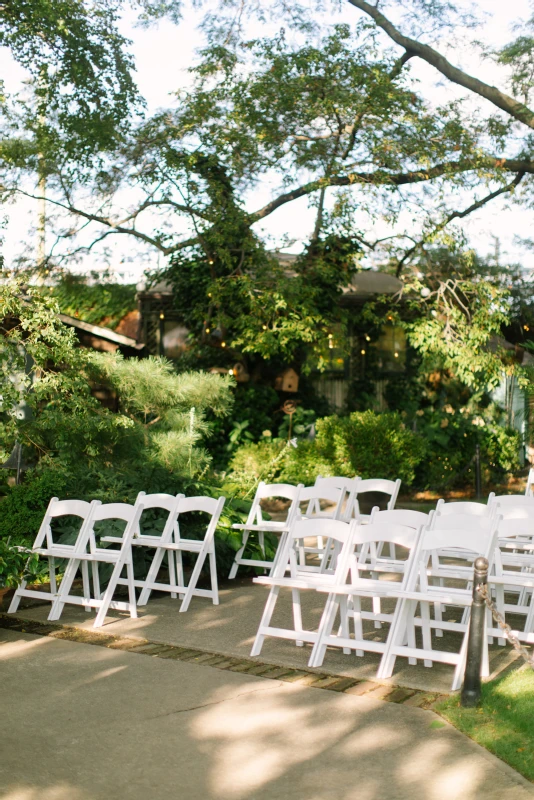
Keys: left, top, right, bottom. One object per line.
{"left": 289, "top": 438, "right": 298, "bottom": 448}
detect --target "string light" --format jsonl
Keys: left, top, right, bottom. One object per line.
{"left": 361, "top": 348, "right": 366, "bottom": 355}
{"left": 365, "top": 335, "right": 371, "bottom": 342}
{"left": 221, "top": 341, "right": 226, "bottom": 348}
{"left": 524, "top": 325, "right": 530, "bottom": 331}
{"left": 159, "top": 313, "right": 165, "bottom": 320}
{"left": 394, "top": 351, "right": 399, "bottom": 358}
{"left": 205, "top": 328, "right": 210, "bottom": 334}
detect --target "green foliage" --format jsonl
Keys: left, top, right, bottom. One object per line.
{"left": 314, "top": 411, "right": 427, "bottom": 485}
{"left": 0, "top": 537, "right": 38, "bottom": 589}
{"left": 413, "top": 406, "right": 521, "bottom": 489}
{"left": 0, "top": 0, "right": 140, "bottom": 161}
{"left": 228, "top": 410, "right": 427, "bottom": 488}
{"left": 45, "top": 275, "right": 137, "bottom": 330}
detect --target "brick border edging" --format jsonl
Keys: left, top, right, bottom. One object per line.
{"left": 0, "top": 613, "right": 448, "bottom": 708}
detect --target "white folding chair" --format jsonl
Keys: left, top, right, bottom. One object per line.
{"left": 308, "top": 519, "right": 423, "bottom": 668}
{"left": 137, "top": 495, "right": 225, "bottom": 612}
{"left": 490, "top": 512, "right": 534, "bottom": 645}
{"left": 8, "top": 497, "right": 100, "bottom": 615}
{"left": 250, "top": 518, "right": 356, "bottom": 657}
{"left": 355, "top": 478, "right": 401, "bottom": 519}
{"left": 47, "top": 501, "right": 144, "bottom": 627}
{"left": 313, "top": 476, "right": 360, "bottom": 521}
{"left": 378, "top": 515, "right": 499, "bottom": 690}
{"left": 229, "top": 482, "right": 303, "bottom": 578}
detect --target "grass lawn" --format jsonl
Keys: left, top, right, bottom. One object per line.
{"left": 436, "top": 666, "right": 534, "bottom": 781}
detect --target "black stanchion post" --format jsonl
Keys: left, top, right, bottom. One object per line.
{"left": 475, "top": 443, "right": 482, "bottom": 500}
{"left": 461, "top": 556, "right": 489, "bottom": 707}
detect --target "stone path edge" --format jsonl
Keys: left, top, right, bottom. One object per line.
{"left": 0, "top": 612, "right": 448, "bottom": 709}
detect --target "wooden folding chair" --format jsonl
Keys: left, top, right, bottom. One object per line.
{"left": 8, "top": 497, "right": 100, "bottom": 615}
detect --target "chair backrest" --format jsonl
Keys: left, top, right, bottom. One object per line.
{"left": 497, "top": 517, "right": 534, "bottom": 540}
{"left": 314, "top": 476, "right": 360, "bottom": 520}
{"left": 245, "top": 482, "right": 303, "bottom": 526}
{"left": 276, "top": 518, "right": 354, "bottom": 578}
{"left": 431, "top": 512, "right": 496, "bottom": 531}
{"left": 489, "top": 493, "right": 534, "bottom": 508}
{"left": 299, "top": 485, "right": 346, "bottom": 521}
{"left": 435, "top": 499, "right": 490, "bottom": 517}
{"left": 35, "top": 497, "right": 101, "bottom": 550}
{"left": 175, "top": 495, "right": 226, "bottom": 543}
{"left": 134, "top": 492, "right": 184, "bottom": 541}
{"left": 417, "top": 514, "right": 498, "bottom": 562}
{"left": 369, "top": 508, "right": 430, "bottom": 529}
{"left": 354, "top": 478, "right": 401, "bottom": 511}
{"left": 525, "top": 467, "right": 534, "bottom": 497}
{"left": 86, "top": 502, "right": 144, "bottom": 553}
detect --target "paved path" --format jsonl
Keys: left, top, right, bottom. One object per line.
{"left": 1, "top": 628, "right": 532, "bottom": 800}
{"left": 12, "top": 579, "right": 519, "bottom": 694}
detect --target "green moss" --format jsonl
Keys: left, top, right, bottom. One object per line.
{"left": 436, "top": 667, "right": 534, "bottom": 781}
{"left": 45, "top": 275, "right": 137, "bottom": 330}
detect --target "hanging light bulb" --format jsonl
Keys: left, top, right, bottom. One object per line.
{"left": 221, "top": 341, "right": 226, "bottom": 348}
{"left": 159, "top": 312, "right": 165, "bottom": 320}
{"left": 365, "top": 335, "right": 371, "bottom": 342}
{"left": 205, "top": 328, "right": 210, "bottom": 334}
{"left": 361, "top": 348, "right": 366, "bottom": 355}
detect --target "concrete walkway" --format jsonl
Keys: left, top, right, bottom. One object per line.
{"left": 1, "top": 628, "right": 532, "bottom": 800}
{"left": 12, "top": 579, "right": 520, "bottom": 693}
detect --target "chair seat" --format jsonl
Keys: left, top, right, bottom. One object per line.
{"left": 232, "top": 522, "right": 288, "bottom": 532}
{"left": 253, "top": 574, "right": 337, "bottom": 590}
{"left": 317, "top": 578, "right": 404, "bottom": 596}
{"left": 388, "top": 588, "right": 471, "bottom": 605}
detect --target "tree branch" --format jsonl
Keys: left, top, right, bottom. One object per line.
{"left": 347, "top": 0, "right": 534, "bottom": 130}
{"left": 394, "top": 171, "right": 526, "bottom": 276}
{"left": 250, "top": 156, "right": 534, "bottom": 221}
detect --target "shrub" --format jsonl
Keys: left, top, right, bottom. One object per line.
{"left": 315, "top": 411, "right": 427, "bottom": 485}
{"left": 413, "top": 407, "right": 521, "bottom": 489}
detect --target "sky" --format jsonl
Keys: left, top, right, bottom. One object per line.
{"left": 1, "top": 0, "right": 533, "bottom": 282}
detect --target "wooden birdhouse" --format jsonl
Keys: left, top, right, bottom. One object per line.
{"left": 274, "top": 367, "right": 299, "bottom": 393}
{"left": 232, "top": 363, "right": 250, "bottom": 383}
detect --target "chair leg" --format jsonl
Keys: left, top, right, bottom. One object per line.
{"left": 48, "top": 557, "right": 80, "bottom": 621}
{"left": 94, "top": 557, "right": 127, "bottom": 628}
{"left": 251, "top": 586, "right": 280, "bottom": 657}
{"left": 292, "top": 588, "right": 304, "bottom": 646}
{"left": 126, "top": 560, "right": 138, "bottom": 619}
{"left": 138, "top": 546, "right": 167, "bottom": 606}
{"left": 168, "top": 549, "right": 178, "bottom": 600}
{"left": 91, "top": 560, "right": 101, "bottom": 601}
{"left": 49, "top": 557, "right": 57, "bottom": 595}
{"left": 175, "top": 551, "right": 185, "bottom": 600}
{"left": 309, "top": 594, "right": 340, "bottom": 668}
{"left": 179, "top": 550, "right": 209, "bottom": 613}
{"left": 81, "top": 560, "right": 91, "bottom": 612}
{"left": 229, "top": 530, "right": 250, "bottom": 579}
{"left": 351, "top": 595, "right": 364, "bottom": 657}
{"left": 7, "top": 582, "right": 25, "bottom": 613}
{"left": 209, "top": 548, "right": 219, "bottom": 606}
{"left": 420, "top": 602, "right": 433, "bottom": 668}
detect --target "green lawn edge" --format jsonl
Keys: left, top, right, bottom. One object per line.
{"left": 435, "top": 666, "right": 534, "bottom": 782}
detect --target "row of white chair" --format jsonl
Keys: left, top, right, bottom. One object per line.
{"left": 9, "top": 492, "right": 225, "bottom": 627}
{"left": 251, "top": 491, "right": 534, "bottom": 689}
{"left": 229, "top": 476, "right": 401, "bottom": 577}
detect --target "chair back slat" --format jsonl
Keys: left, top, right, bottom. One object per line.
{"left": 435, "top": 499, "right": 489, "bottom": 516}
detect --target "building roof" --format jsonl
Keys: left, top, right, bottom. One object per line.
{"left": 59, "top": 314, "right": 144, "bottom": 350}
